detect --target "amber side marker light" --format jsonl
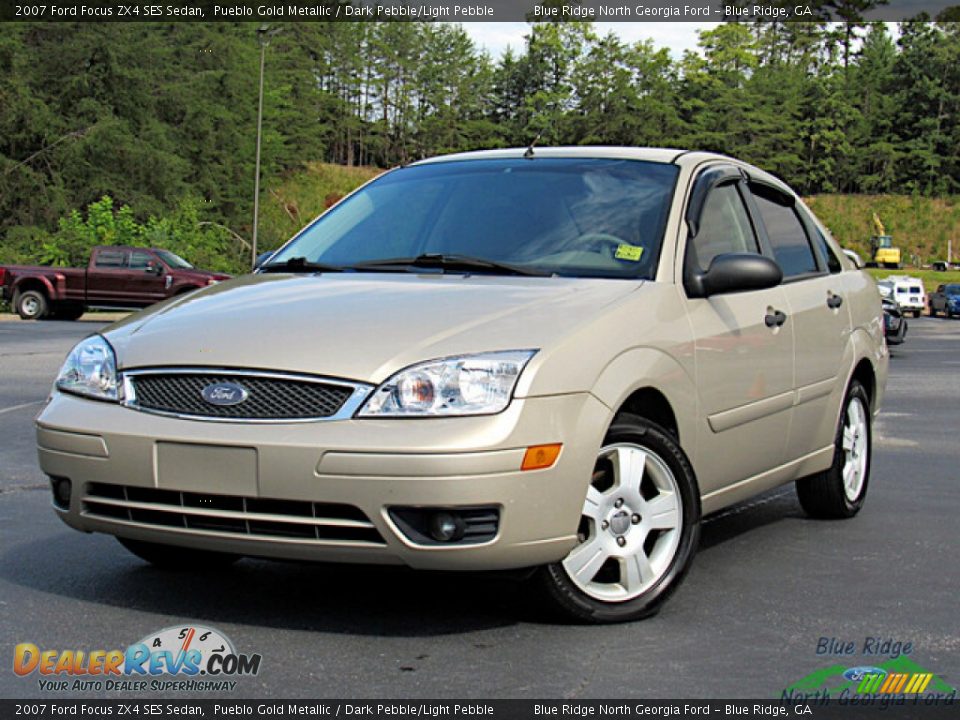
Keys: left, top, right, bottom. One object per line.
{"left": 521, "top": 443, "right": 562, "bottom": 471}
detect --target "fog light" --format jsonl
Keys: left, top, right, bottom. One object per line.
{"left": 51, "top": 477, "right": 72, "bottom": 509}
{"left": 428, "top": 511, "right": 465, "bottom": 542}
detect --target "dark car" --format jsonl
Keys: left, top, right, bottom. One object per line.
{"left": 929, "top": 283, "right": 960, "bottom": 318}
{"left": 883, "top": 297, "right": 908, "bottom": 344}
{"left": 1, "top": 246, "right": 231, "bottom": 320}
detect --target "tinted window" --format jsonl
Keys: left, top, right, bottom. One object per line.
{"left": 693, "top": 183, "right": 759, "bottom": 270}
{"left": 155, "top": 250, "right": 193, "bottom": 269}
{"left": 812, "top": 228, "right": 842, "bottom": 274}
{"left": 95, "top": 250, "right": 126, "bottom": 268}
{"left": 269, "top": 158, "right": 680, "bottom": 279}
{"left": 752, "top": 189, "right": 818, "bottom": 277}
{"left": 128, "top": 251, "right": 154, "bottom": 269}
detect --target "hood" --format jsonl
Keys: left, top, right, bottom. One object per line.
{"left": 104, "top": 273, "right": 640, "bottom": 384}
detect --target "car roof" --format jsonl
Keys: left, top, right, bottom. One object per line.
{"left": 408, "top": 146, "right": 794, "bottom": 197}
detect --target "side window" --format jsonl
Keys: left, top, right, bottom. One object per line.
{"left": 693, "top": 183, "right": 760, "bottom": 271}
{"left": 94, "top": 250, "right": 127, "bottom": 268}
{"left": 751, "top": 187, "right": 818, "bottom": 278}
{"left": 812, "top": 228, "right": 842, "bottom": 274}
{"left": 129, "top": 251, "right": 154, "bottom": 269}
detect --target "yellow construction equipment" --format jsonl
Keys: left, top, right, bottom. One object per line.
{"left": 868, "top": 213, "right": 901, "bottom": 268}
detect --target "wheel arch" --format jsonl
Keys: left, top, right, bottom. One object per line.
{"left": 590, "top": 347, "right": 697, "bottom": 456}
{"left": 850, "top": 357, "right": 876, "bottom": 411}
{"left": 844, "top": 324, "right": 885, "bottom": 416}
{"left": 13, "top": 276, "right": 55, "bottom": 302}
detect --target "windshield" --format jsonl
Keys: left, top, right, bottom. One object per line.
{"left": 155, "top": 250, "right": 193, "bottom": 269}
{"left": 267, "top": 158, "right": 680, "bottom": 279}
{"left": 944, "top": 284, "right": 960, "bottom": 295}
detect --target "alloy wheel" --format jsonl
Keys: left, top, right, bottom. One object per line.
{"left": 562, "top": 443, "right": 682, "bottom": 602}
{"left": 841, "top": 397, "right": 869, "bottom": 502}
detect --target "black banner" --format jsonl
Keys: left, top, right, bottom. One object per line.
{"left": 1, "top": 0, "right": 959, "bottom": 23}
{"left": 2, "top": 700, "right": 960, "bottom": 720}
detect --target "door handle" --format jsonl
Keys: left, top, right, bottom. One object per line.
{"left": 764, "top": 309, "right": 787, "bottom": 328}
{"left": 827, "top": 293, "right": 843, "bottom": 309}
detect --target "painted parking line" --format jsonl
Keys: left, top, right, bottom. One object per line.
{"left": 0, "top": 401, "right": 43, "bottom": 417}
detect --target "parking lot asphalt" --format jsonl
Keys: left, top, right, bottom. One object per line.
{"left": 0, "top": 316, "right": 957, "bottom": 699}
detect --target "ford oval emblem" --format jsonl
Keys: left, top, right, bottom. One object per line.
{"left": 201, "top": 382, "right": 249, "bottom": 406}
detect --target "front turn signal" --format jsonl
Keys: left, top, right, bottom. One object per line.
{"left": 521, "top": 443, "right": 562, "bottom": 471}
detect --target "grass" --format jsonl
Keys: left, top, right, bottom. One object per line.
{"left": 865, "top": 268, "right": 960, "bottom": 293}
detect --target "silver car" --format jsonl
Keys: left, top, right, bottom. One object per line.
{"left": 38, "top": 148, "right": 887, "bottom": 622}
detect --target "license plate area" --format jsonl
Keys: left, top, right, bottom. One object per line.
{"left": 155, "top": 442, "right": 258, "bottom": 495}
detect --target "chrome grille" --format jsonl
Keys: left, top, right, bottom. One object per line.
{"left": 125, "top": 370, "right": 362, "bottom": 421}
{"left": 83, "top": 483, "right": 385, "bottom": 545}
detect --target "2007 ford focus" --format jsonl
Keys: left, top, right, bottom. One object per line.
{"left": 38, "top": 148, "right": 887, "bottom": 622}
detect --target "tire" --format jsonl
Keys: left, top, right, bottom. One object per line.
{"left": 52, "top": 303, "right": 86, "bottom": 321}
{"left": 538, "top": 414, "right": 700, "bottom": 623}
{"left": 118, "top": 537, "right": 239, "bottom": 570}
{"left": 15, "top": 289, "right": 49, "bottom": 320}
{"left": 929, "top": 306, "right": 937, "bottom": 318}
{"left": 796, "top": 380, "right": 871, "bottom": 519}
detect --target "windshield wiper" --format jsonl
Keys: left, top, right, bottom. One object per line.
{"left": 350, "top": 254, "right": 552, "bottom": 277}
{"left": 260, "top": 257, "right": 345, "bottom": 274}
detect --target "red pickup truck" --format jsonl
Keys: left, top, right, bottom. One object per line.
{"left": 0, "top": 246, "right": 231, "bottom": 320}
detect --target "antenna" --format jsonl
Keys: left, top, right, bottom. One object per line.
{"left": 523, "top": 131, "right": 542, "bottom": 159}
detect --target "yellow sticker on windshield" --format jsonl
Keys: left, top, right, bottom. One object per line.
{"left": 615, "top": 244, "right": 644, "bottom": 262}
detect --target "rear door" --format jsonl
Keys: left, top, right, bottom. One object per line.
{"left": 682, "top": 166, "right": 794, "bottom": 496}
{"left": 746, "top": 183, "right": 850, "bottom": 462}
{"left": 85, "top": 248, "right": 130, "bottom": 305}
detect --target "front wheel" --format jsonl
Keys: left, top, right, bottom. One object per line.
{"left": 539, "top": 415, "right": 700, "bottom": 623}
{"left": 796, "top": 380, "right": 871, "bottom": 519}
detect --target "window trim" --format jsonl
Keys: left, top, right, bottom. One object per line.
{"left": 683, "top": 164, "right": 771, "bottom": 298}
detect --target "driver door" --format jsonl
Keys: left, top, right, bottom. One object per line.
{"left": 682, "top": 167, "right": 794, "bottom": 500}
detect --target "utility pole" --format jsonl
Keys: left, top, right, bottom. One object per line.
{"left": 251, "top": 24, "right": 277, "bottom": 269}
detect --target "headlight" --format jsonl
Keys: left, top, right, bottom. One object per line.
{"left": 358, "top": 350, "right": 536, "bottom": 417}
{"left": 55, "top": 335, "right": 120, "bottom": 402}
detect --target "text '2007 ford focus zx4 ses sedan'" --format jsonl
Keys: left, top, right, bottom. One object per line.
{"left": 38, "top": 148, "right": 887, "bottom": 622}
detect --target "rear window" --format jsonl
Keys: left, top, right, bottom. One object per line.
{"left": 750, "top": 187, "right": 818, "bottom": 278}
{"left": 95, "top": 251, "right": 126, "bottom": 268}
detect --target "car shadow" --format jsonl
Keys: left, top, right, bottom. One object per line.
{"left": 698, "top": 488, "right": 807, "bottom": 551}
{"left": 1, "top": 488, "right": 808, "bottom": 633}
{"left": 0, "top": 531, "right": 527, "bottom": 636}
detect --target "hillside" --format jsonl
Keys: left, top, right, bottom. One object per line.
{"left": 258, "top": 163, "right": 382, "bottom": 252}
{"left": 806, "top": 195, "right": 960, "bottom": 264}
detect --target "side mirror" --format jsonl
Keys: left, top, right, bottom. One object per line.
{"left": 254, "top": 250, "right": 275, "bottom": 270}
{"left": 686, "top": 253, "right": 783, "bottom": 299}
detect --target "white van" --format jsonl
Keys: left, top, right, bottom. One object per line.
{"left": 878, "top": 276, "right": 926, "bottom": 317}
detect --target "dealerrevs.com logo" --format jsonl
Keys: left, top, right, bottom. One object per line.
{"left": 14, "top": 625, "right": 262, "bottom": 693}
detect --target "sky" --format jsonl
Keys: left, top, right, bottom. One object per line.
{"left": 460, "top": 21, "right": 902, "bottom": 59}
{"left": 461, "top": 22, "right": 719, "bottom": 59}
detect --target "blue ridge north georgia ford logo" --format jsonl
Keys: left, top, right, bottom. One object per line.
{"left": 201, "top": 382, "right": 249, "bottom": 406}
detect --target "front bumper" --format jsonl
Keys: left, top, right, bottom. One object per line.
{"left": 37, "top": 391, "right": 610, "bottom": 571}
